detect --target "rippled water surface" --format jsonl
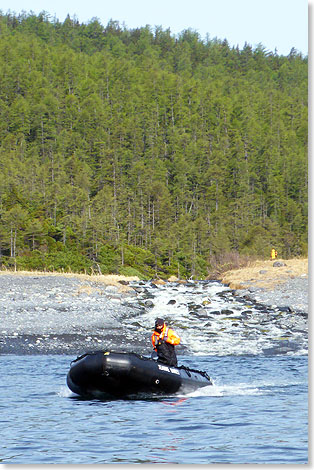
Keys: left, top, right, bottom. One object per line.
{"left": 1, "top": 354, "right": 307, "bottom": 464}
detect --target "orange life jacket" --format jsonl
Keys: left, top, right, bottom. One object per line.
{"left": 151, "top": 324, "right": 180, "bottom": 351}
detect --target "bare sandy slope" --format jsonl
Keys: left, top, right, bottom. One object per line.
{"left": 219, "top": 258, "right": 308, "bottom": 290}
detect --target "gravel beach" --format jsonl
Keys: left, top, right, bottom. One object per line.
{"left": 237, "top": 276, "right": 308, "bottom": 314}
{"left": 0, "top": 273, "right": 140, "bottom": 355}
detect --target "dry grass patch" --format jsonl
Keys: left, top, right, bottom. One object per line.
{"left": 220, "top": 258, "right": 308, "bottom": 290}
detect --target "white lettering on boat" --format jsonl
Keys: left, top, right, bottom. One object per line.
{"left": 158, "top": 364, "right": 180, "bottom": 375}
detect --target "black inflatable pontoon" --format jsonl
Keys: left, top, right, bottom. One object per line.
{"left": 67, "top": 351, "right": 212, "bottom": 399}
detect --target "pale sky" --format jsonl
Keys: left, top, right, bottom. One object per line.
{"left": 0, "top": 0, "right": 309, "bottom": 56}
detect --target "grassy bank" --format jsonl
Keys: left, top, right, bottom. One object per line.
{"left": 219, "top": 258, "right": 308, "bottom": 290}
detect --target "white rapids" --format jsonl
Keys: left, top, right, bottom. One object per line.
{"left": 127, "top": 280, "right": 308, "bottom": 357}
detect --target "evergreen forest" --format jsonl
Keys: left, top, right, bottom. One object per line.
{"left": 0, "top": 12, "right": 308, "bottom": 278}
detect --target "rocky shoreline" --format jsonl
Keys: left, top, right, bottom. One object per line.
{"left": 0, "top": 266, "right": 308, "bottom": 314}
{"left": 219, "top": 258, "right": 308, "bottom": 315}
{"left": 0, "top": 267, "right": 308, "bottom": 355}
{"left": 236, "top": 276, "right": 308, "bottom": 315}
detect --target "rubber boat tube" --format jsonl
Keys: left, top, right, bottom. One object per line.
{"left": 66, "top": 350, "right": 212, "bottom": 398}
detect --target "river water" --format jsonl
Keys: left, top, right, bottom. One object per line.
{"left": 0, "top": 276, "right": 308, "bottom": 464}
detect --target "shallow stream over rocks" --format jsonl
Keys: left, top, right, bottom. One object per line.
{"left": 0, "top": 274, "right": 308, "bottom": 357}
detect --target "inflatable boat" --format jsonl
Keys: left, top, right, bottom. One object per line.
{"left": 66, "top": 350, "right": 212, "bottom": 399}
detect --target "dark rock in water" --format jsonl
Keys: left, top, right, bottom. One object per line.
{"left": 240, "top": 312, "right": 251, "bottom": 319}
{"left": 133, "top": 287, "right": 146, "bottom": 294}
{"left": 167, "top": 299, "right": 176, "bottom": 305}
{"left": 297, "top": 311, "right": 308, "bottom": 318}
{"left": 144, "top": 300, "right": 154, "bottom": 308}
{"left": 221, "top": 309, "right": 234, "bottom": 315}
{"left": 255, "top": 304, "right": 268, "bottom": 311}
{"left": 217, "top": 292, "right": 230, "bottom": 299}
{"left": 278, "top": 306, "right": 293, "bottom": 313}
{"left": 142, "top": 292, "right": 155, "bottom": 299}
{"left": 189, "top": 310, "right": 209, "bottom": 320}
{"left": 187, "top": 303, "right": 202, "bottom": 311}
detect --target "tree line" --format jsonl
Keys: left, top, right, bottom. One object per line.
{"left": 0, "top": 12, "right": 308, "bottom": 278}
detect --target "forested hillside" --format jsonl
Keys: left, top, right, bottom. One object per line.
{"left": 0, "top": 12, "right": 308, "bottom": 278}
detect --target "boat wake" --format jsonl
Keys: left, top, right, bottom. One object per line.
{"left": 57, "top": 385, "right": 74, "bottom": 398}
{"left": 182, "top": 382, "right": 262, "bottom": 397}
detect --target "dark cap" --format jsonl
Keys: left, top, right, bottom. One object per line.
{"left": 155, "top": 318, "right": 164, "bottom": 327}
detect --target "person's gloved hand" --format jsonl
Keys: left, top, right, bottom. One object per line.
{"left": 158, "top": 339, "right": 164, "bottom": 345}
